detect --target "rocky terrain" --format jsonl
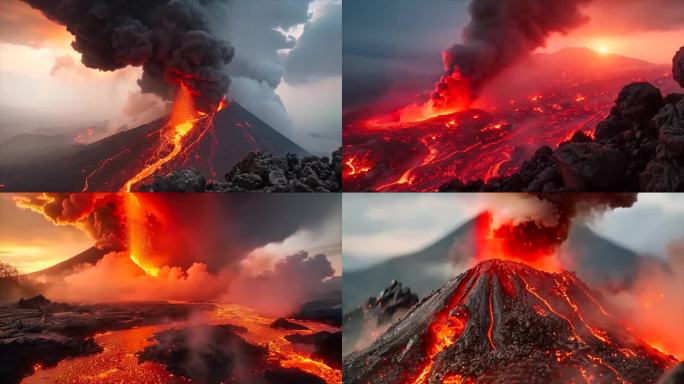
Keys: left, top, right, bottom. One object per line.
{"left": 440, "top": 47, "right": 684, "bottom": 192}
{"left": 138, "top": 148, "right": 342, "bottom": 192}
{"left": 0, "top": 296, "right": 212, "bottom": 383}
{"left": 343, "top": 280, "right": 419, "bottom": 355}
{"left": 270, "top": 318, "right": 310, "bottom": 330}
{"left": 285, "top": 331, "right": 342, "bottom": 369}
{"left": 343, "top": 260, "right": 677, "bottom": 384}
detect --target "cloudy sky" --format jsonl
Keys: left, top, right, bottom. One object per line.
{"left": 343, "top": 193, "right": 684, "bottom": 269}
{"left": 343, "top": 0, "right": 684, "bottom": 110}
{"left": 0, "top": 0, "right": 341, "bottom": 154}
{"left": 0, "top": 193, "right": 341, "bottom": 275}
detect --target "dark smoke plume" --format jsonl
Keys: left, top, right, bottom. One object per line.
{"left": 486, "top": 193, "right": 637, "bottom": 258}
{"left": 433, "top": 0, "right": 591, "bottom": 107}
{"left": 22, "top": 0, "right": 234, "bottom": 111}
{"left": 14, "top": 193, "right": 126, "bottom": 251}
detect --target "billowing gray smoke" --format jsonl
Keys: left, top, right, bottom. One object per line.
{"left": 433, "top": 0, "right": 591, "bottom": 106}
{"left": 22, "top": 0, "right": 234, "bottom": 111}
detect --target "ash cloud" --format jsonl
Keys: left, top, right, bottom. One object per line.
{"left": 226, "top": 251, "right": 335, "bottom": 317}
{"left": 435, "top": 0, "right": 591, "bottom": 104}
{"left": 14, "top": 193, "right": 126, "bottom": 251}
{"left": 22, "top": 0, "right": 234, "bottom": 111}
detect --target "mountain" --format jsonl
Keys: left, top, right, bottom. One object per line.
{"left": 343, "top": 259, "right": 677, "bottom": 384}
{"left": 0, "top": 102, "right": 307, "bottom": 191}
{"left": 27, "top": 247, "right": 107, "bottom": 283}
{"left": 342, "top": 215, "right": 640, "bottom": 311}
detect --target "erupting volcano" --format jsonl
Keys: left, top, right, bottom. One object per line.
{"left": 343, "top": 259, "right": 678, "bottom": 384}
{"left": 342, "top": 0, "right": 684, "bottom": 192}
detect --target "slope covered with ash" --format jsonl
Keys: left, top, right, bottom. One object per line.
{"left": 138, "top": 148, "right": 342, "bottom": 192}
{"left": 441, "top": 47, "right": 684, "bottom": 192}
{"left": 343, "top": 280, "right": 419, "bottom": 355}
{"left": 0, "top": 102, "right": 307, "bottom": 191}
{"left": 343, "top": 260, "right": 677, "bottom": 384}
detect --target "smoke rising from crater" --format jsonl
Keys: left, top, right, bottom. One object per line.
{"left": 22, "top": 0, "right": 234, "bottom": 110}
{"left": 434, "top": 0, "right": 591, "bottom": 106}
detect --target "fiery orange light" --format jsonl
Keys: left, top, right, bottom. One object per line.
{"left": 123, "top": 194, "right": 160, "bottom": 277}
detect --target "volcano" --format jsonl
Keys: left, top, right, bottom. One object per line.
{"left": 343, "top": 259, "right": 678, "bottom": 384}
{"left": 0, "top": 102, "right": 307, "bottom": 192}
{"left": 342, "top": 48, "right": 680, "bottom": 191}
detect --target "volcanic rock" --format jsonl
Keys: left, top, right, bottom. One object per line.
{"left": 642, "top": 97, "right": 684, "bottom": 191}
{"left": 264, "top": 367, "right": 326, "bottom": 384}
{"left": 343, "top": 280, "right": 419, "bottom": 355}
{"left": 343, "top": 259, "right": 677, "bottom": 384}
{"left": 147, "top": 168, "right": 206, "bottom": 192}
{"left": 0, "top": 300, "right": 212, "bottom": 382}
{"left": 554, "top": 142, "right": 626, "bottom": 190}
{"left": 138, "top": 324, "right": 265, "bottom": 384}
{"left": 285, "top": 331, "right": 342, "bottom": 369}
{"left": 270, "top": 318, "right": 310, "bottom": 330}
{"left": 139, "top": 148, "right": 342, "bottom": 192}
{"left": 673, "top": 46, "right": 684, "bottom": 88}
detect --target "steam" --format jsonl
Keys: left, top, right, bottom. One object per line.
{"left": 14, "top": 193, "right": 126, "bottom": 251}
{"left": 226, "top": 251, "right": 336, "bottom": 317}
{"left": 435, "top": 0, "right": 591, "bottom": 106}
{"left": 607, "top": 239, "right": 684, "bottom": 359}
{"left": 22, "top": 0, "right": 234, "bottom": 111}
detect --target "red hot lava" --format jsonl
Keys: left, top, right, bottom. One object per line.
{"left": 342, "top": 54, "right": 678, "bottom": 192}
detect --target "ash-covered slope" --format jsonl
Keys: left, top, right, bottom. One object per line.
{"left": 343, "top": 259, "right": 677, "bottom": 384}
{"left": 0, "top": 102, "right": 307, "bottom": 191}
{"left": 26, "top": 247, "right": 107, "bottom": 282}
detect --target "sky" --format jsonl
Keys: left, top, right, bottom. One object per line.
{"left": 343, "top": 193, "right": 684, "bottom": 268}
{"left": 0, "top": 0, "right": 341, "bottom": 155}
{"left": 0, "top": 193, "right": 341, "bottom": 275}
{"left": 343, "top": 0, "right": 684, "bottom": 110}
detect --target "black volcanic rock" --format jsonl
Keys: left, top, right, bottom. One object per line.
{"left": 138, "top": 324, "right": 265, "bottom": 384}
{"left": 264, "top": 367, "right": 326, "bottom": 384}
{"left": 658, "top": 362, "right": 684, "bottom": 384}
{"left": 344, "top": 260, "right": 677, "bottom": 384}
{"left": 285, "top": 331, "right": 342, "bottom": 369}
{"left": 270, "top": 318, "right": 310, "bottom": 330}
{"left": 673, "top": 46, "right": 684, "bottom": 88}
{"left": 642, "top": 97, "right": 684, "bottom": 191}
{"left": 554, "top": 142, "right": 625, "bottom": 190}
{"left": 138, "top": 148, "right": 342, "bottom": 192}
{"left": 343, "top": 280, "right": 419, "bottom": 355}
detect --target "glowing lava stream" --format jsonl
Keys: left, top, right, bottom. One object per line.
{"left": 121, "top": 84, "right": 221, "bottom": 192}
{"left": 23, "top": 304, "right": 341, "bottom": 384}
{"left": 123, "top": 194, "right": 159, "bottom": 277}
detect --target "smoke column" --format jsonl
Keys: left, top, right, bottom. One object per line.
{"left": 433, "top": 0, "right": 591, "bottom": 108}
{"left": 476, "top": 193, "right": 637, "bottom": 267}
{"left": 22, "top": 0, "right": 234, "bottom": 111}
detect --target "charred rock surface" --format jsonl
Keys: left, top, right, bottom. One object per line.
{"left": 291, "top": 298, "right": 343, "bottom": 327}
{"left": 285, "top": 331, "right": 342, "bottom": 369}
{"left": 270, "top": 318, "right": 310, "bottom": 330}
{"left": 264, "top": 367, "right": 327, "bottom": 384}
{"left": 440, "top": 51, "right": 684, "bottom": 192}
{"left": 138, "top": 148, "right": 342, "bottom": 192}
{"left": 0, "top": 297, "right": 211, "bottom": 383}
{"left": 344, "top": 280, "right": 419, "bottom": 355}
{"left": 138, "top": 324, "right": 265, "bottom": 384}
{"left": 343, "top": 260, "right": 677, "bottom": 384}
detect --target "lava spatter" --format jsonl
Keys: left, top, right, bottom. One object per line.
{"left": 343, "top": 260, "right": 677, "bottom": 384}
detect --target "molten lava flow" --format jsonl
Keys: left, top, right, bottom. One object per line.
{"left": 121, "top": 84, "right": 199, "bottom": 192}
{"left": 123, "top": 194, "right": 160, "bottom": 277}
{"left": 208, "top": 304, "right": 342, "bottom": 384}
{"left": 409, "top": 270, "right": 475, "bottom": 384}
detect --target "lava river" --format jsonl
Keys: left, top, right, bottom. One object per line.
{"left": 23, "top": 304, "right": 341, "bottom": 384}
{"left": 343, "top": 69, "right": 677, "bottom": 191}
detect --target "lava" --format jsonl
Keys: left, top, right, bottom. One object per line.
{"left": 122, "top": 84, "right": 205, "bottom": 192}
{"left": 342, "top": 64, "right": 678, "bottom": 191}
{"left": 123, "top": 194, "right": 161, "bottom": 277}
{"left": 22, "top": 304, "right": 341, "bottom": 384}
